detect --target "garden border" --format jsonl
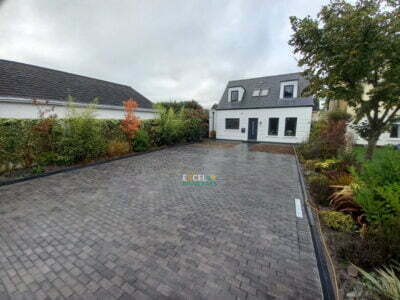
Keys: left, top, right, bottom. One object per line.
{"left": 0, "top": 142, "right": 193, "bottom": 187}
{"left": 293, "top": 146, "right": 337, "bottom": 300}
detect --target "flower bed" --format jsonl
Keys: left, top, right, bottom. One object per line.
{"left": 297, "top": 110, "right": 400, "bottom": 299}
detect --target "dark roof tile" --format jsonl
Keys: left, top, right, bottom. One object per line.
{"left": 217, "top": 72, "right": 314, "bottom": 110}
{"left": 0, "top": 59, "right": 153, "bottom": 108}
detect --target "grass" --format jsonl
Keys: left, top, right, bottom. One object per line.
{"left": 353, "top": 145, "right": 394, "bottom": 162}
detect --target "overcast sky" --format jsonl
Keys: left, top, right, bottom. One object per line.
{"left": 0, "top": 0, "right": 329, "bottom": 108}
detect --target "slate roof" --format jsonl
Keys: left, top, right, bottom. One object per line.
{"left": 0, "top": 59, "right": 153, "bottom": 108}
{"left": 217, "top": 72, "right": 315, "bottom": 110}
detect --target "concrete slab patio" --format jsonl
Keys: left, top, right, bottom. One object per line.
{"left": 0, "top": 143, "right": 323, "bottom": 299}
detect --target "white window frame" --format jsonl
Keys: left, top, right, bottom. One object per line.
{"left": 280, "top": 81, "right": 298, "bottom": 99}
{"left": 389, "top": 123, "right": 400, "bottom": 139}
{"left": 228, "top": 87, "right": 245, "bottom": 102}
{"left": 252, "top": 89, "right": 260, "bottom": 97}
{"left": 260, "top": 88, "right": 269, "bottom": 96}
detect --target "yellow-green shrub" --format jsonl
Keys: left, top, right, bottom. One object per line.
{"left": 106, "top": 141, "right": 131, "bottom": 157}
{"left": 319, "top": 210, "right": 355, "bottom": 232}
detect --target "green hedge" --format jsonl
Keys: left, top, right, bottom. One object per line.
{"left": 0, "top": 110, "right": 204, "bottom": 173}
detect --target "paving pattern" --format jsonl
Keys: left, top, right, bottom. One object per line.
{"left": 0, "top": 143, "right": 322, "bottom": 299}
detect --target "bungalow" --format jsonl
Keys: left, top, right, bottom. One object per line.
{"left": 0, "top": 59, "right": 156, "bottom": 119}
{"left": 209, "top": 73, "right": 317, "bottom": 143}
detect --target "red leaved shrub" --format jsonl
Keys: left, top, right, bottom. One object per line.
{"left": 121, "top": 99, "right": 140, "bottom": 139}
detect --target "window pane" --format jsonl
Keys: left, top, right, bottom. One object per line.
{"left": 390, "top": 124, "right": 399, "bottom": 138}
{"left": 225, "top": 118, "right": 239, "bottom": 129}
{"left": 252, "top": 89, "right": 260, "bottom": 97}
{"left": 285, "top": 118, "right": 297, "bottom": 136}
{"left": 231, "top": 90, "right": 239, "bottom": 102}
{"left": 260, "top": 89, "right": 269, "bottom": 96}
{"left": 268, "top": 118, "right": 279, "bottom": 136}
{"left": 283, "top": 85, "right": 294, "bottom": 98}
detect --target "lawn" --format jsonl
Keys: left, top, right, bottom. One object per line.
{"left": 353, "top": 145, "right": 396, "bottom": 162}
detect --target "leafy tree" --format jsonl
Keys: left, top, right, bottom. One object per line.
{"left": 289, "top": 0, "right": 400, "bottom": 160}
{"left": 157, "top": 100, "right": 203, "bottom": 112}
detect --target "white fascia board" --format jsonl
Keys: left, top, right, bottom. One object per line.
{"left": 0, "top": 96, "right": 156, "bottom": 113}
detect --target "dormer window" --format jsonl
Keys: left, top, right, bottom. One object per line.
{"left": 280, "top": 81, "right": 298, "bottom": 99}
{"left": 283, "top": 85, "right": 294, "bottom": 98}
{"left": 231, "top": 90, "right": 239, "bottom": 102}
{"left": 228, "top": 87, "right": 245, "bottom": 102}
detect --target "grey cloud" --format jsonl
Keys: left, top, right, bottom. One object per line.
{"left": 0, "top": 0, "right": 329, "bottom": 108}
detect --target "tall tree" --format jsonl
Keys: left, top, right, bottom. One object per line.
{"left": 289, "top": 0, "right": 400, "bottom": 160}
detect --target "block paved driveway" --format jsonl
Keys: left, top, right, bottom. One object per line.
{"left": 0, "top": 143, "right": 322, "bottom": 300}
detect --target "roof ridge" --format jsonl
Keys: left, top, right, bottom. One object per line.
{"left": 0, "top": 59, "right": 132, "bottom": 89}
{"left": 228, "top": 72, "right": 304, "bottom": 83}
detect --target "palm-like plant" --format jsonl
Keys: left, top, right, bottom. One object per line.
{"left": 357, "top": 262, "right": 400, "bottom": 299}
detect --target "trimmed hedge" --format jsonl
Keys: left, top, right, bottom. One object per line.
{"left": 0, "top": 114, "right": 203, "bottom": 173}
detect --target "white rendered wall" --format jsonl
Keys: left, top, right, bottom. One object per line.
{"left": 347, "top": 123, "right": 400, "bottom": 146}
{"left": 215, "top": 107, "right": 313, "bottom": 143}
{"left": 0, "top": 102, "right": 156, "bottom": 120}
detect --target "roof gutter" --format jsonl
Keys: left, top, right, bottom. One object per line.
{"left": 0, "top": 96, "right": 156, "bottom": 113}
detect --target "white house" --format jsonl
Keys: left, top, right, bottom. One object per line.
{"left": 0, "top": 59, "right": 156, "bottom": 119}
{"left": 210, "top": 73, "right": 317, "bottom": 143}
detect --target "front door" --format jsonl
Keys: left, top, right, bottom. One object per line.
{"left": 248, "top": 118, "right": 258, "bottom": 141}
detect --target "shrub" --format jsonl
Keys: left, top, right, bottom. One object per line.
{"left": 121, "top": 99, "right": 140, "bottom": 139}
{"left": 329, "top": 173, "right": 354, "bottom": 186}
{"left": 357, "top": 262, "right": 400, "bottom": 299}
{"left": 182, "top": 117, "right": 202, "bottom": 142}
{"left": 353, "top": 147, "right": 400, "bottom": 228}
{"left": 337, "top": 149, "right": 359, "bottom": 172}
{"left": 326, "top": 109, "right": 352, "bottom": 123}
{"left": 153, "top": 105, "right": 185, "bottom": 145}
{"left": 132, "top": 129, "right": 151, "bottom": 152}
{"left": 329, "top": 184, "right": 365, "bottom": 225}
{"left": 308, "top": 173, "right": 331, "bottom": 206}
{"left": 303, "top": 159, "right": 317, "bottom": 171}
{"left": 319, "top": 210, "right": 356, "bottom": 232}
{"left": 106, "top": 141, "right": 130, "bottom": 157}
{"left": 37, "top": 152, "right": 60, "bottom": 166}
{"left": 319, "top": 120, "right": 347, "bottom": 157}
{"left": 57, "top": 103, "right": 106, "bottom": 164}
{"left": 101, "top": 120, "right": 125, "bottom": 142}
{"left": 314, "top": 158, "right": 339, "bottom": 171}
{"left": 336, "top": 225, "right": 400, "bottom": 269}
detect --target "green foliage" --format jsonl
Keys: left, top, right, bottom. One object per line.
{"left": 100, "top": 120, "right": 125, "bottom": 142}
{"left": 289, "top": 0, "right": 400, "bottom": 159}
{"left": 153, "top": 105, "right": 185, "bottom": 146}
{"left": 353, "top": 148, "right": 400, "bottom": 227}
{"left": 308, "top": 173, "right": 331, "bottom": 206}
{"left": 326, "top": 109, "right": 352, "bottom": 123}
{"left": 31, "top": 166, "right": 45, "bottom": 175}
{"left": 0, "top": 101, "right": 206, "bottom": 174}
{"left": 337, "top": 149, "right": 359, "bottom": 172}
{"left": 357, "top": 262, "right": 400, "bottom": 300}
{"left": 106, "top": 141, "right": 131, "bottom": 157}
{"left": 157, "top": 100, "right": 204, "bottom": 112}
{"left": 57, "top": 104, "right": 106, "bottom": 164}
{"left": 0, "top": 119, "right": 41, "bottom": 168}
{"left": 319, "top": 210, "right": 355, "bottom": 233}
{"left": 132, "top": 129, "right": 151, "bottom": 152}
{"left": 314, "top": 158, "right": 339, "bottom": 170}
{"left": 298, "top": 117, "right": 347, "bottom": 160}
{"left": 37, "top": 152, "right": 60, "bottom": 166}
